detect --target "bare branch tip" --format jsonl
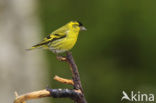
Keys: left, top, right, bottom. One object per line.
{"left": 14, "top": 91, "right": 18, "bottom": 97}
{"left": 53, "top": 75, "right": 74, "bottom": 85}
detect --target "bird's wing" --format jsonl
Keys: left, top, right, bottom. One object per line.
{"left": 42, "top": 26, "right": 68, "bottom": 44}
{"left": 29, "top": 26, "right": 68, "bottom": 49}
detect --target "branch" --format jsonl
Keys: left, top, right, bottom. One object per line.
{"left": 65, "top": 51, "right": 87, "bottom": 103}
{"left": 47, "top": 88, "right": 81, "bottom": 98}
{"left": 54, "top": 75, "right": 74, "bottom": 85}
{"left": 14, "top": 89, "right": 82, "bottom": 103}
{"left": 14, "top": 89, "right": 50, "bottom": 103}
{"left": 13, "top": 51, "right": 87, "bottom": 103}
{"left": 14, "top": 92, "right": 26, "bottom": 103}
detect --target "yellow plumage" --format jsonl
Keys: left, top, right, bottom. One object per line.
{"left": 27, "top": 21, "right": 86, "bottom": 53}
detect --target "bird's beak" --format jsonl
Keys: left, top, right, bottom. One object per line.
{"left": 80, "top": 26, "right": 87, "bottom": 31}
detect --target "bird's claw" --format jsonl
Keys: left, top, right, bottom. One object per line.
{"left": 56, "top": 56, "right": 67, "bottom": 61}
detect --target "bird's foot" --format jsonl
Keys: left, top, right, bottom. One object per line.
{"left": 56, "top": 55, "right": 67, "bottom": 61}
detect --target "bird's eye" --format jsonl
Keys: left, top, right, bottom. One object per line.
{"left": 46, "top": 35, "right": 51, "bottom": 39}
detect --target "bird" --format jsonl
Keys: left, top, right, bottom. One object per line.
{"left": 27, "top": 21, "right": 87, "bottom": 54}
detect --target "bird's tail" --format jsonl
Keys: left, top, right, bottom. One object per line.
{"left": 26, "top": 47, "right": 36, "bottom": 51}
{"left": 26, "top": 44, "right": 41, "bottom": 51}
{"left": 26, "top": 42, "right": 49, "bottom": 51}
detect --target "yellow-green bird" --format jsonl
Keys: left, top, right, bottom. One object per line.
{"left": 27, "top": 21, "right": 86, "bottom": 54}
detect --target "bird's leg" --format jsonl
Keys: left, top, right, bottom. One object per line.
{"left": 56, "top": 53, "right": 67, "bottom": 61}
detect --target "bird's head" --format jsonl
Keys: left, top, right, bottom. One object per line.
{"left": 68, "top": 21, "right": 87, "bottom": 31}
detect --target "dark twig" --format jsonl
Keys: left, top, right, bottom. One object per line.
{"left": 66, "top": 52, "right": 83, "bottom": 92}
{"left": 47, "top": 88, "right": 81, "bottom": 99}
{"left": 63, "top": 51, "right": 87, "bottom": 103}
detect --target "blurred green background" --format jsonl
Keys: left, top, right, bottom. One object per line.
{"left": 1, "top": 0, "right": 156, "bottom": 103}
{"left": 39, "top": 0, "right": 156, "bottom": 103}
